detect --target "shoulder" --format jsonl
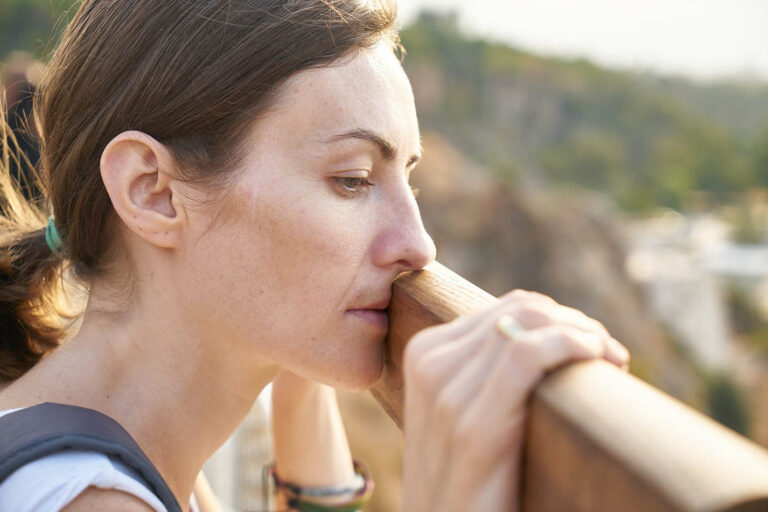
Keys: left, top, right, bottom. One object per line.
{"left": 0, "top": 450, "right": 167, "bottom": 512}
{"left": 62, "top": 486, "right": 156, "bottom": 511}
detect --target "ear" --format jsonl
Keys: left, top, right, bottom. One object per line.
{"left": 100, "top": 131, "right": 184, "bottom": 249}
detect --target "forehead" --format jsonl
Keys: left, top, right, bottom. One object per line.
{"left": 256, "top": 44, "right": 419, "bottom": 156}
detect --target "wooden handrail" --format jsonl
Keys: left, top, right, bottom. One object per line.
{"left": 371, "top": 261, "right": 768, "bottom": 511}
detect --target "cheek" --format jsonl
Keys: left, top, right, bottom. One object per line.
{"left": 259, "top": 204, "right": 366, "bottom": 305}
{"left": 207, "top": 180, "right": 372, "bottom": 331}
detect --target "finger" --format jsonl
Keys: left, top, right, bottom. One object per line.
{"left": 512, "top": 300, "right": 608, "bottom": 337}
{"left": 407, "top": 301, "right": 520, "bottom": 400}
{"left": 499, "top": 289, "right": 557, "bottom": 306}
{"left": 551, "top": 305, "right": 611, "bottom": 337}
{"left": 517, "top": 324, "right": 606, "bottom": 377}
{"left": 441, "top": 329, "right": 588, "bottom": 487}
{"left": 467, "top": 325, "right": 605, "bottom": 428}
{"left": 406, "top": 307, "right": 525, "bottom": 478}
{"left": 433, "top": 326, "right": 507, "bottom": 426}
{"left": 408, "top": 331, "right": 487, "bottom": 396}
{"left": 436, "top": 325, "right": 602, "bottom": 483}
{"left": 407, "top": 289, "right": 553, "bottom": 360}
{"left": 604, "top": 335, "right": 631, "bottom": 368}
{"left": 421, "top": 329, "right": 507, "bottom": 504}
{"left": 509, "top": 301, "right": 629, "bottom": 368}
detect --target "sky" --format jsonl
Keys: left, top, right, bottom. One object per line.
{"left": 398, "top": 0, "right": 768, "bottom": 82}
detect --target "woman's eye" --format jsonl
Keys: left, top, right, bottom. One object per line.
{"left": 334, "top": 176, "right": 375, "bottom": 194}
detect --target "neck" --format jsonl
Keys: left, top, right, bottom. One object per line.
{"left": 3, "top": 276, "right": 280, "bottom": 509}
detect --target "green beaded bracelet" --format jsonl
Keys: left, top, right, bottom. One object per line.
{"left": 263, "top": 460, "right": 374, "bottom": 512}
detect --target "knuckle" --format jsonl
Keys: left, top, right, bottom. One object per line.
{"left": 561, "top": 327, "right": 602, "bottom": 355}
{"left": 558, "top": 325, "right": 583, "bottom": 343}
{"left": 503, "top": 289, "right": 534, "bottom": 301}
{"left": 411, "top": 325, "right": 439, "bottom": 346}
{"left": 503, "top": 289, "right": 559, "bottom": 307}
{"left": 527, "top": 290, "right": 557, "bottom": 304}
{"left": 614, "top": 340, "right": 631, "bottom": 361}
{"left": 579, "top": 312, "right": 609, "bottom": 335}
{"left": 402, "top": 344, "right": 423, "bottom": 375}
{"left": 515, "top": 302, "right": 550, "bottom": 326}
{"left": 591, "top": 320, "right": 610, "bottom": 337}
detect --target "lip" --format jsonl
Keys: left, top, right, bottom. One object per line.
{"left": 347, "top": 309, "right": 389, "bottom": 330}
{"left": 355, "top": 296, "right": 392, "bottom": 311}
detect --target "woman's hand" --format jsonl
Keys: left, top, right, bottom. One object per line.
{"left": 399, "top": 290, "right": 630, "bottom": 512}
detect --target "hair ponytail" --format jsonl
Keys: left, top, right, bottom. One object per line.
{"left": 0, "top": 102, "right": 72, "bottom": 382}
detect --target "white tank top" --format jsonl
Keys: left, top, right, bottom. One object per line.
{"left": 0, "top": 408, "right": 198, "bottom": 512}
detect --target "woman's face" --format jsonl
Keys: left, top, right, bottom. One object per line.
{"left": 184, "top": 43, "right": 435, "bottom": 389}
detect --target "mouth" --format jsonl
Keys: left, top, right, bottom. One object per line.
{"left": 354, "top": 295, "right": 392, "bottom": 311}
{"left": 345, "top": 292, "right": 392, "bottom": 331}
{"left": 346, "top": 308, "right": 389, "bottom": 330}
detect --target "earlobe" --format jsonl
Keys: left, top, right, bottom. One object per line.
{"left": 100, "top": 131, "right": 184, "bottom": 249}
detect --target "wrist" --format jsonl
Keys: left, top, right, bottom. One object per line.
{"left": 267, "top": 459, "right": 375, "bottom": 512}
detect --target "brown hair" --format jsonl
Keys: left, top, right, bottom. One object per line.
{"left": 0, "top": 0, "right": 399, "bottom": 381}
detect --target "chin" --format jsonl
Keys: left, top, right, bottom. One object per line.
{"left": 333, "top": 368, "right": 383, "bottom": 391}
{"left": 317, "top": 348, "right": 385, "bottom": 391}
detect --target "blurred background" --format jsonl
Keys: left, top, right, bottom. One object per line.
{"left": 3, "top": 1, "right": 768, "bottom": 510}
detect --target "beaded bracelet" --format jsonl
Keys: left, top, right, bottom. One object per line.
{"left": 262, "top": 460, "right": 374, "bottom": 512}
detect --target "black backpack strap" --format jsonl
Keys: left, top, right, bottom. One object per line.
{"left": 0, "top": 402, "right": 182, "bottom": 512}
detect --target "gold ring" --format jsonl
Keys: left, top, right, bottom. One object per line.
{"left": 495, "top": 314, "right": 525, "bottom": 341}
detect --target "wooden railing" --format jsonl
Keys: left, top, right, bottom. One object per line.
{"left": 371, "top": 261, "right": 768, "bottom": 512}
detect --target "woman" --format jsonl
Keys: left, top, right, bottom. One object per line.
{"left": 0, "top": 1, "right": 630, "bottom": 511}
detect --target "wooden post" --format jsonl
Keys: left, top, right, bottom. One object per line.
{"left": 371, "top": 261, "right": 768, "bottom": 511}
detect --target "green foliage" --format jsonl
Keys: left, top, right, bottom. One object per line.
{"left": 6, "top": 6, "right": 768, "bottom": 214}
{"left": 722, "top": 201, "right": 768, "bottom": 244}
{"left": 704, "top": 372, "right": 751, "bottom": 436}
{"left": 752, "top": 127, "right": 768, "bottom": 187}
{"left": 539, "top": 128, "right": 625, "bottom": 191}
{"left": 0, "top": 0, "right": 78, "bottom": 60}
{"left": 726, "top": 286, "right": 768, "bottom": 353}
{"left": 401, "top": 11, "right": 768, "bottom": 214}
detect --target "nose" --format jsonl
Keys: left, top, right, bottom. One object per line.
{"left": 373, "top": 184, "right": 437, "bottom": 273}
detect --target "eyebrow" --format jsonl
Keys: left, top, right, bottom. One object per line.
{"left": 324, "top": 128, "right": 421, "bottom": 167}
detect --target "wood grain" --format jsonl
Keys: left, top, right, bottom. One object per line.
{"left": 370, "top": 261, "right": 768, "bottom": 511}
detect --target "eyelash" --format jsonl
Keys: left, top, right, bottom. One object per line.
{"left": 335, "top": 177, "right": 375, "bottom": 194}
{"left": 333, "top": 177, "right": 421, "bottom": 199}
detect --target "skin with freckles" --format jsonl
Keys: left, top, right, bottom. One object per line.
{"left": 0, "top": 42, "right": 434, "bottom": 509}
{"left": 180, "top": 43, "right": 435, "bottom": 389}
{"left": 0, "top": 36, "right": 630, "bottom": 512}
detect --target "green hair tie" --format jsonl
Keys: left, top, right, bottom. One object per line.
{"left": 45, "top": 216, "right": 64, "bottom": 255}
